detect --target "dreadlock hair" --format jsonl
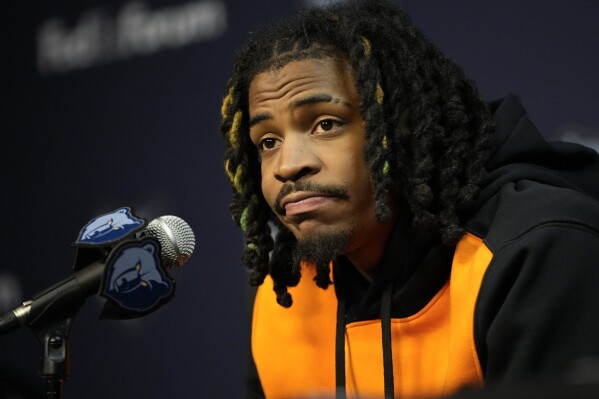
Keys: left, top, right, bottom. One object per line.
{"left": 220, "top": 0, "right": 494, "bottom": 307}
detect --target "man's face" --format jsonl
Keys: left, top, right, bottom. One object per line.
{"left": 248, "top": 57, "right": 394, "bottom": 269}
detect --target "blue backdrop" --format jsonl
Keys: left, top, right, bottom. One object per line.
{"left": 1, "top": 1, "right": 597, "bottom": 398}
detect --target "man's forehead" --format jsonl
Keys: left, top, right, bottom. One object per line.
{"left": 248, "top": 57, "right": 355, "bottom": 104}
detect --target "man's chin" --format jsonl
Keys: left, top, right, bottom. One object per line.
{"left": 286, "top": 211, "right": 319, "bottom": 227}
{"left": 287, "top": 213, "right": 341, "bottom": 238}
{"left": 292, "top": 228, "right": 353, "bottom": 268}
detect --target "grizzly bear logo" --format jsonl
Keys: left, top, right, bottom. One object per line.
{"left": 103, "top": 239, "right": 173, "bottom": 312}
{"left": 77, "top": 207, "right": 144, "bottom": 246}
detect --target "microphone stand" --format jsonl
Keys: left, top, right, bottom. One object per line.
{"left": 21, "top": 259, "right": 105, "bottom": 398}
{"left": 29, "top": 299, "right": 84, "bottom": 399}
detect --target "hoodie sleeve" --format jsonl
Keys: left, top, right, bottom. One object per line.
{"left": 474, "top": 219, "right": 599, "bottom": 387}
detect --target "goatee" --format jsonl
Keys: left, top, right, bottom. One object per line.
{"left": 292, "top": 229, "right": 352, "bottom": 271}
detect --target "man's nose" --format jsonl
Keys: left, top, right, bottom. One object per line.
{"left": 273, "top": 136, "right": 320, "bottom": 183}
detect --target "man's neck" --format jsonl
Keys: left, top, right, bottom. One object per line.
{"left": 343, "top": 217, "right": 396, "bottom": 282}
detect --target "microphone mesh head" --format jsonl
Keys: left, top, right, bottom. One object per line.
{"left": 145, "top": 215, "right": 195, "bottom": 268}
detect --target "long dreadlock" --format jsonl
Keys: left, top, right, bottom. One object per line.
{"left": 220, "top": 0, "right": 494, "bottom": 307}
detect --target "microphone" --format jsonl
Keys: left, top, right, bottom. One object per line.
{"left": 0, "top": 214, "right": 195, "bottom": 335}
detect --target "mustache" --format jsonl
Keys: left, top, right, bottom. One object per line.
{"left": 273, "top": 181, "right": 350, "bottom": 215}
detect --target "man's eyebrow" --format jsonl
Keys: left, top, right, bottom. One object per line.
{"left": 249, "top": 113, "right": 272, "bottom": 128}
{"left": 292, "top": 94, "right": 351, "bottom": 108}
{"left": 249, "top": 94, "right": 351, "bottom": 128}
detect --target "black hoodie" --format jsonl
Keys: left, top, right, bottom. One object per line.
{"left": 246, "top": 95, "right": 599, "bottom": 399}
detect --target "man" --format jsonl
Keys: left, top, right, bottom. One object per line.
{"left": 219, "top": 1, "right": 599, "bottom": 398}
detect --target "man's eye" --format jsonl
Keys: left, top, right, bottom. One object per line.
{"left": 320, "top": 120, "right": 334, "bottom": 131}
{"left": 258, "top": 138, "right": 278, "bottom": 151}
{"left": 316, "top": 119, "right": 342, "bottom": 133}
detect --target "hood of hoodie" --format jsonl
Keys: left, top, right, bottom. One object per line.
{"left": 481, "top": 93, "right": 599, "bottom": 205}
{"left": 333, "top": 93, "right": 599, "bottom": 322}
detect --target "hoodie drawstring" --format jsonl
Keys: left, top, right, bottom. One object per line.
{"left": 335, "top": 296, "right": 347, "bottom": 399}
{"left": 335, "top": 283, "right": 395, "bottom": 399}
{"left": 381, "top": 283, "right": 395, "bottom": 398}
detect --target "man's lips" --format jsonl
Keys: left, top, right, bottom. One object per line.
{"left": 280, "top": 192, "right": 336, "bottom": 216}
{"left": 273, "top": 182, "right": 350, "bottom": 216}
